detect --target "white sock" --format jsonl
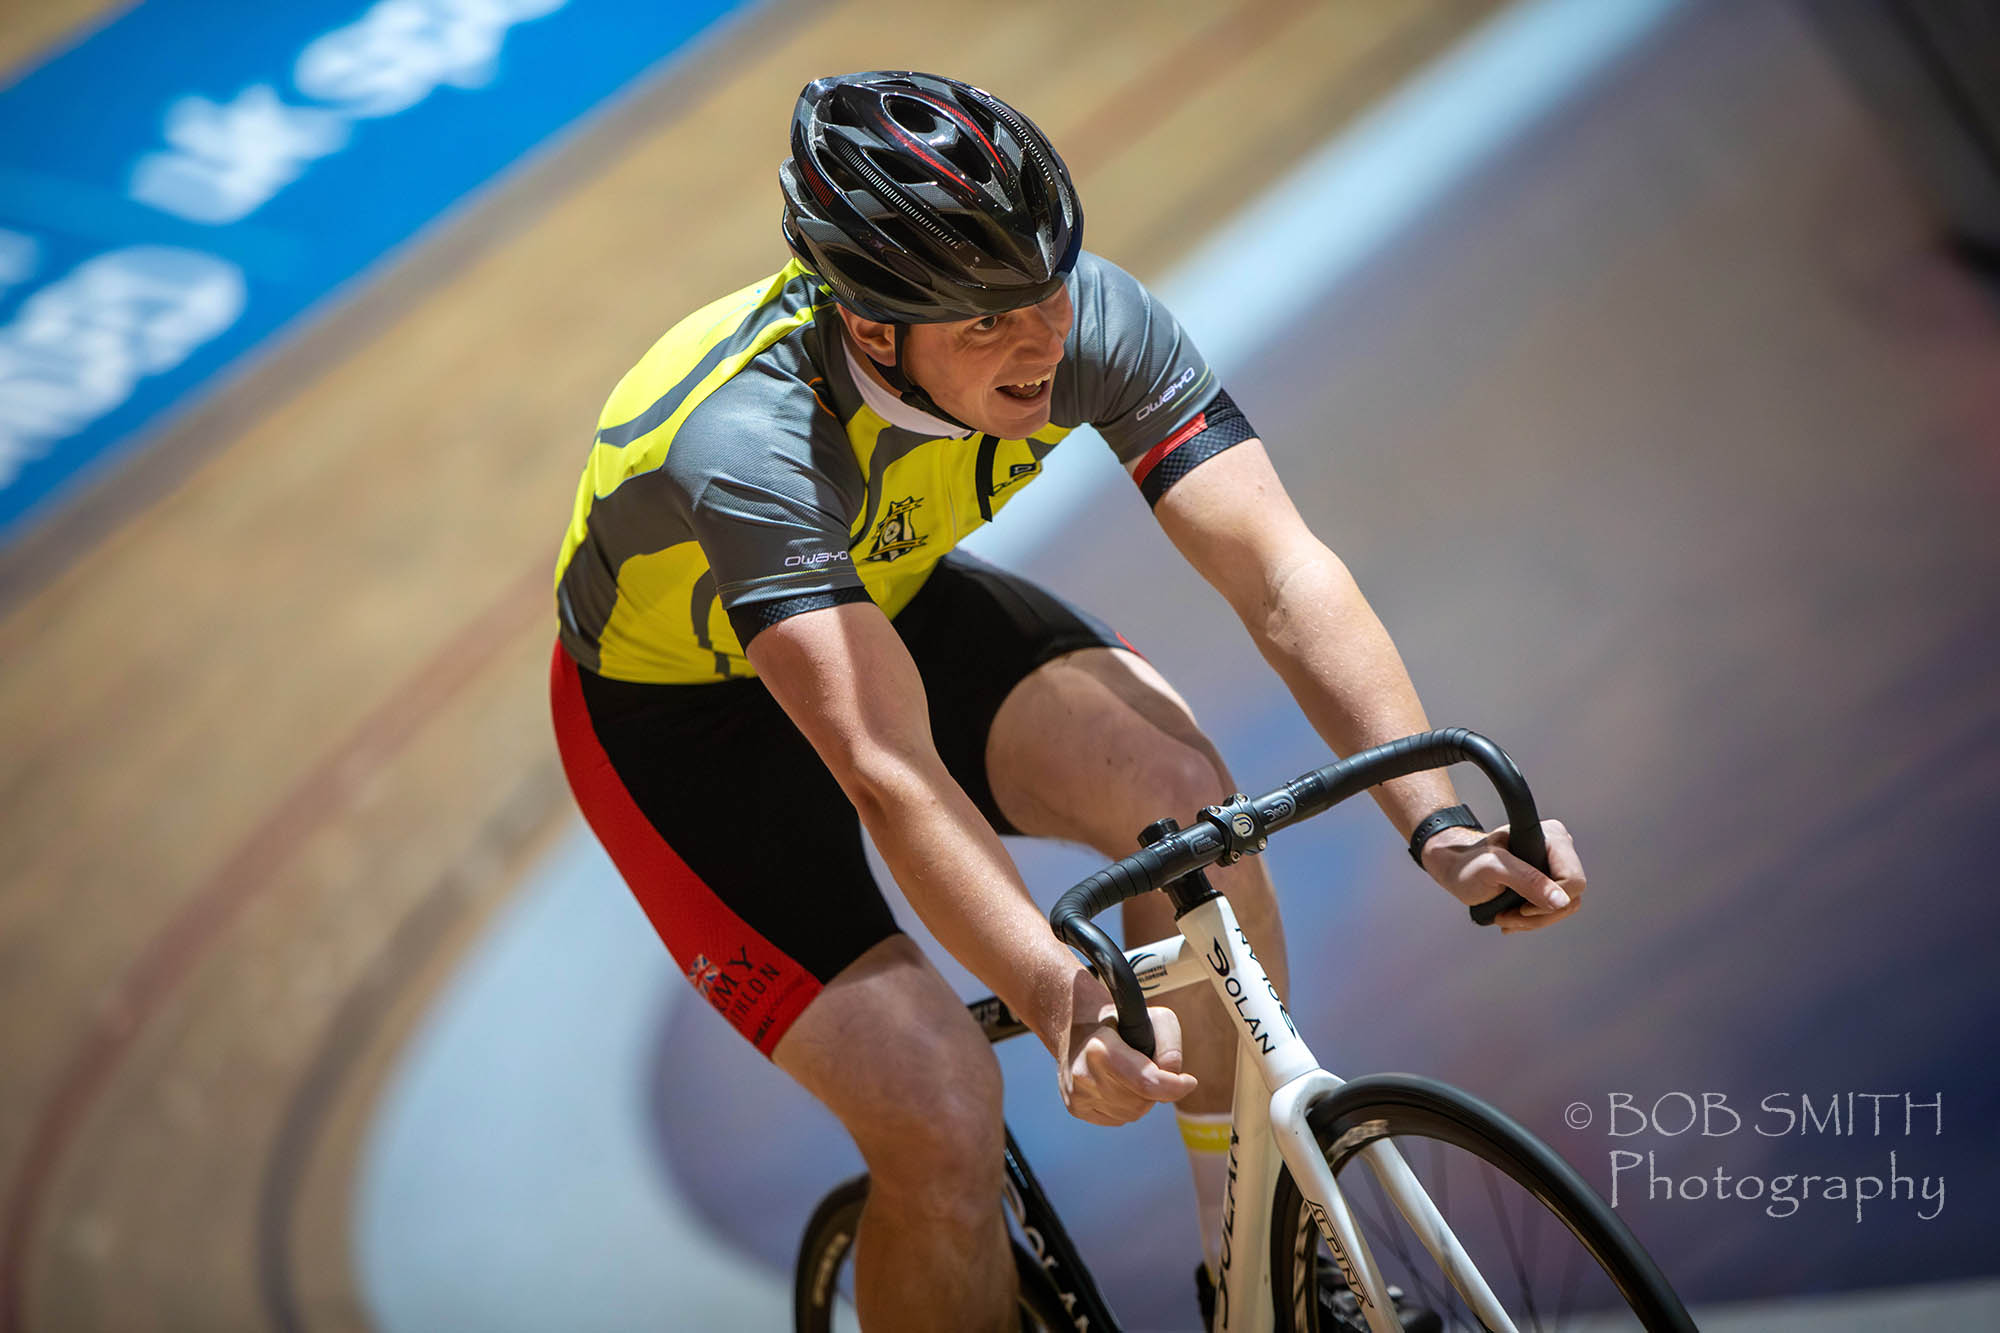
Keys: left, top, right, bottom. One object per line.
{"left": 1178, "top": 1110, "right": 1234, "bottom": 1281}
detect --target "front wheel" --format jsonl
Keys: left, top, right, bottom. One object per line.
{"left": 1269, "top": 1075, "right": 1694, "bottom": 1332}
{"left": 794, "top": 1174, "right": 1075, "bottom": 1332}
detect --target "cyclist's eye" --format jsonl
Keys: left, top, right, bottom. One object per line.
{"left": 971, "top": 315, "right": 999, "bottom": 333}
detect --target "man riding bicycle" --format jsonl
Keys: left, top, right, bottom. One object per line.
{"left": 550, "top": 70, "right": 1587, "bottom": 1332}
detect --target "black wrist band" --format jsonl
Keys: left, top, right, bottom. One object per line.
{"left": 1408, "top": 804, "right": 1483, "bottom": 865}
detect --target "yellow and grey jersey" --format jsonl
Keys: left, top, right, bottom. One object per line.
{"left": 553, "top": 250, "right": 1249, "bottom": 684}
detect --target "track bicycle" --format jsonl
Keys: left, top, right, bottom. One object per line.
{"left": 795, "top": 729, "right": 1696, "bottom": 1331}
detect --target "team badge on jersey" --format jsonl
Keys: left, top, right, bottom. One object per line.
{"left": 863, "top": 496, "right": 927, "bottom": 563}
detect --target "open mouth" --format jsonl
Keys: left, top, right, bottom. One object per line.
{"left": 995, "top": 372, "right": 1053, "bottom": 403}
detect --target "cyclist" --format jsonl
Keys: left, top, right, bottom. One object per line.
{"left": 549, "top": 70, "right": 1587, "bottom": 1332}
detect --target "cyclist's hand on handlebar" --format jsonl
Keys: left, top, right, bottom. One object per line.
{"left": 1058, "top": 1006, "right": 1199, "bottom": 1126}
{"left": 1422, "top": 818, "right": 1587, "bottom": 934}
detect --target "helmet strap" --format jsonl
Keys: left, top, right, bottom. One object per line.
{"left": 869, "top": 323, "right": 976, "bottom": 434}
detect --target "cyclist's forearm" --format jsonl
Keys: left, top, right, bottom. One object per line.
{"left": 1247, "top": 545, "right": 1462, "bottom": 837}
{"left": 844, "top": 754, "right": 1103, "bottom": 1051}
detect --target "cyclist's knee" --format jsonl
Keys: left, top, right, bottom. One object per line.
{"left": 776, "top": 938, "right": 1005, "bottom": 1222}
{"left": 1147, "top": 738, "right": 1231, "bottom": 816}
{"left": 854, "top": 1035, "right": 1004, "bottom": 1219}
{"left": 1147, "top": 740, "right": 1284, "bottom": 913}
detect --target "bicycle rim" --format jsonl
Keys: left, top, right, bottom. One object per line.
{"left": 1269, "top": 1075, "right": 1694, "bottom": 1333}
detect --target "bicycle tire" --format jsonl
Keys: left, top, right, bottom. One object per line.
{"left": 794, "top": 1174, "right": 1075, "bottom": 1332}
{"left": 1268, "top": 1074, "right": 1695, "bottom": 1333}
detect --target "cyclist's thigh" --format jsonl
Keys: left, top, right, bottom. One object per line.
{"left": 890, "top": 551, "right": 1131, "bottom": 836}
{"left": 549, "top": 641, "right": 900, "bottom": 1058}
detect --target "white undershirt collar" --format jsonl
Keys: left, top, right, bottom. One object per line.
{"left": 841, "top": 335, "right": 971, "bottom": 438}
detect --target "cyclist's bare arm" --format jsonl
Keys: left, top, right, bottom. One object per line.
{"left": 1152, "top": 439, "right": 1585, "bottom": 927}
{"left": 747, "top": 601, "right": 1197, "bottom": 1117}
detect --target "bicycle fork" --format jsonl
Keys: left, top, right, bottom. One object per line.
{"left": 1268, "top": 1073, "right": 1517, "bottom": 1333}
{"left": 1181, "top": 893, "right": 1516, "bottom": 1333}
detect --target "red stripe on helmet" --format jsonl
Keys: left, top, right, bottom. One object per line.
{"left": 908, "top": 90, "right": 1005, "bottom": 176}
{"left": 878, "top": 111, "right": 973, "bottom": 195}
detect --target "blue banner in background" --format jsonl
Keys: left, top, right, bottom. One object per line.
{"left": 0, "top": 0, "right": 754, "bottom": 544}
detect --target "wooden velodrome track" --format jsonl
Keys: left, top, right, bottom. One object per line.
{"left": 0, "top": 3, "right": 1508, "bottom": 1328}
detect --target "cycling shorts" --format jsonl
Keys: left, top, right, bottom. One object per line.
{"left": 549, "top": 552, "right": 1128, "bottom": 1057}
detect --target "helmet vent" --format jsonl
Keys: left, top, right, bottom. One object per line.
{"left": 820, "top": 95, "right": 866, "bottom": 130}
{"left": 986, "top": 96, "right": 1071, "bottom": 229}
{"left": 885, "top": 95, "right": 939, "bottom": 136}
{"left": 938, "top": 134, "right": 995, "bottom": 190}
{"left": 948, "top": 89, "right": 1002, "bottom": 144}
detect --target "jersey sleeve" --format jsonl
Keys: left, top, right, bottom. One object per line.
{"left": 666, "top": 377, "right": 870, "bottom": 647}
{"left": 1064, "top": 252, "right": 1258, "bottom": 506}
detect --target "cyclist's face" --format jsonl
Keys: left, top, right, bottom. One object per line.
{"left": 850, "top": 287, "right": 1074, "bottom": 436}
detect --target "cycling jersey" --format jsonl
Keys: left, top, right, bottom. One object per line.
{"left": 553, "top": 251, "right": 1251, "bottom": 684}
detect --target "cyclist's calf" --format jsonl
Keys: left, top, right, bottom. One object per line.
{"left": 777, "top": 937, "right": 1004, "bottom": 1192}
{"left": 774, "top": 936, "right": 1015, "bottom": 1326}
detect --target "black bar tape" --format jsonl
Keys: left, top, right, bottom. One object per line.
{"left": 1049, "top": 729, "right": 1550, "bottom": 1057}
{"left": 1064, "top": 915, "right": 1155, "bottom": 1059}
{"left": 1050, "top": 730, "right": 1547, "bottom": 940}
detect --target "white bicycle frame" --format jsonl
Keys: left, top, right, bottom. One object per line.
{"left": 1128, "top": 893, "right": 1518, "bottom": 1333}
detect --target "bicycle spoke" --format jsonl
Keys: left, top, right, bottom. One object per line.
{"left": 1432, "top": 1136, "right": 1451, "bottom": 1237}
{"left": 1354, "top": 1159, "right": 1434, "bottom": 1301}
{"left": 1555, "top": 1237, "right": 1585, "bottom": 1327}
{"left": 1481, "top": 1158, "right": 1542, "bottom": 1330}
{"left": 1329, "top": 1138, "right": 1667, "bottom": 1332}
{"left": 1518, "top": 1179, "right": 1543, "bottom": 1327}
{"left": 1345, "top": 1151, "right": 1457, "bottom": 1321}
{"left": 1345, "top": 1152, "right": 1453, "bottom": 1330}
{"left": 1274, "top": 1078, "right": 1690, "bottom": 1333}
{"left": 1424, "top": 1137, "right": 1481, "bottom": 1333}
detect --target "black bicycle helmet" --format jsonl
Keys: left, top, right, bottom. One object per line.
{"left": 779, "top": 71, "right": 1084, "bottom": 325}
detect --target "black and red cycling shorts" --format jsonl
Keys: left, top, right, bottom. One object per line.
{"left": 549, "top": 552, "right": 1127, "bottom": 1057}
